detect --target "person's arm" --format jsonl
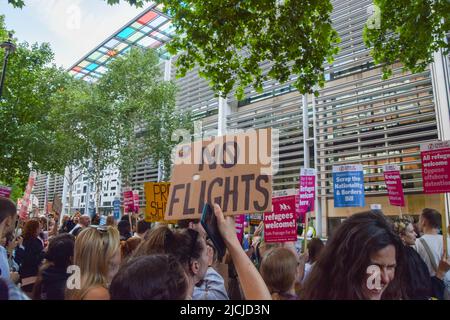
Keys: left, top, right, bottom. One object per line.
{"left": 213, "top": 204, "right": 271, "bottom": 300}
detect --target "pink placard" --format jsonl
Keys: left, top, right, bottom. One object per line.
{"left": 383, "top": 165, "right": 405, "bottom": 207}
{"left": 133, "top": 190, "right": 140, "bottom": 213}
{"left": 0, "top": 186, "right": 11, "bottom": 198}
{"left": 297, "top": 168, "right": 316, "bottom": 222}
{"left": 19, "top": 171, "right": 37, "bottom": 220}
{"left": 123, "top": 189, "right": 134, "bottom": 213}
{"left": 264, "top": 196, "right": 297, "bottom": 243}
{"left": 421, "top": 142, "right": 450, "bottom": 193}
{"left": 234, "top": 215, "right": 245, "bottom": 243}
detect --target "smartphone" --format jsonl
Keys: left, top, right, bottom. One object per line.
{"left": 201, "top": 203, "right": 226, "bottom": 260}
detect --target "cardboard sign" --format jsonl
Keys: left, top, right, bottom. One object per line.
{"left": 297, "top": 168, "right": 316, "bottom": 222}
{"left": 264, "top": 196, "right": 297, "bottom": 243}
{"left": 235, "top": 215, "right": 245, "bottom": 243}
{"left": 123, "top": 188, "right": 134, "bottom": 213}
{"left": 0, "top": 185, "right": 12, "bottom": 198}
{"left": 113, "top": 199, "right": 121, "bottom": 221}
{"left": 19, "top": 171, "right": 37, "bottom": 220}
{"left": 383, "top": 164, "right": 405, "bottom": 207}
{"left": 145, "top": 182, "right": 171, "bottom": 222}
{"left": 52, "top": 194, "right": 62, "bottom": 215}
{"left": 165, "top": 129, "right": 273, "bottom": 220}
{"left": 333, "top": 165, "right": 365, "bottom": 207}
{"left": 133, "top": 190, "right": 140, "bottom": 213}
{"left": 421, "top": 141, "right": 450, "bottom": 193}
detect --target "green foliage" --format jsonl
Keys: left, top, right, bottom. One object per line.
{"left": 106, "top": 0, "right": 339, "bottom": 99}
{"left": 6, "top": 0, "right": 25, "bottom": 8}
{"left": 98, "top": 48, "right": 191, "bottom": 183}
{"left": 364, "top": 0, "right": 450, "bottom": 79}
{"left": 0, "top": 16, "right": 88, "bottom": 185}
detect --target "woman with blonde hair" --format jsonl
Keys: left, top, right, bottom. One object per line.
{"left": 260, "top": 247, "right": 300, "bottom": 300}
{"left": 66, "top": 226, "right": 121, "bottom": 300}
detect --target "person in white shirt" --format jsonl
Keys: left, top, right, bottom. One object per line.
{"left": 69, "top": 214, "right": 91, "bottom": 236}
{"left": 414, "top": 208, "right": 450, "bottom": 299}
{"left": 414, "top": 208, "right": 450, "bottom": 277}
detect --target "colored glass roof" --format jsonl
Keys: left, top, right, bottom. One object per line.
{"left": 68, "top": 2, "right": 174, "bottom": 82}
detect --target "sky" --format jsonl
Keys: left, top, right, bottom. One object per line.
{"left": 1, "top": 0, "right": 153, "bottom": 69}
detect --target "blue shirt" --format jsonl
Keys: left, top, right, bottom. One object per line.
{"left": 0, "top": 246, "right": 10, "bottom": 280}
{"left": 193, "top": 267, "right": 229, "bottom": 300}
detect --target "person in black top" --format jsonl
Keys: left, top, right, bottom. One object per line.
{"left": 118, "top": 220, "right": 132, "bottom": 241}
{"left": 392, "top": 217, "right": 432, "bottom": 299}
{"left": 16, "top": 219, "right": 45, "bottom": 295}
{"left": 32, "top": 234, "right": 75, "bottom": 300}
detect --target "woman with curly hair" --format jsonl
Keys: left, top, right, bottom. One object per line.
{"left": 301, "top": 211, "right": 406, "bottom": 300}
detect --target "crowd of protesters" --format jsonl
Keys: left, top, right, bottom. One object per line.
{"left": 1, "top": 196, "right": 449, "bottom": 300}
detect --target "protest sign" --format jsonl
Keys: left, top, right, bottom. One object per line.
{"left": 0, "top": 185, "right": 12, "bottom": 198}
{"left": 123, "top": 188, "right": 134, "bottom": 213}
{"left": 297, "top": 168, "right": 316, "bottom": 222}
{"left": 165, "top": 129, "right": 272, "bottom": 220}
{"left": 420, "top": 141, "right": 450, "bottom": 257}
{"left": 113, "top": 199, "right": 121, "bottom": 221}
{"left": 235, "top": 215, "right": 245, "bottom": 243}
{"left": 383, "top": 164, "right": 405, "bottom": 207}
{"left": 145, "top": 182, "right": 171, "bottom": 222}
{"left": 421, "top": 141, "right": 450, "bottom": 193}
{"left": 264, "top": 195, "right": 297, "bottom": 243}
{"left": 52, "top": 194, "right": 62, "bottom": 215}
{"left": 333, "top": 165, "right": 365, "bottom": 207}
{"left": 133, "top": 190, "right": 140, "bottom": 213}
{"left": 19, "top": 171, "right": 37, "bottom": 220}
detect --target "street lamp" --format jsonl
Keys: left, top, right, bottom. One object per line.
{"left": 0, "top": 32, "right": 16, "bottom": 99}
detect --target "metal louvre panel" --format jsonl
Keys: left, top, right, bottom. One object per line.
{"left": 227, "top": 92, "right": 306, "bottom": 190}
{"left": 316, "top": 62, "right": 437, "bottom": 197}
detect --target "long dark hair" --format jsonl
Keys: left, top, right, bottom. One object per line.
{"left": 301, "top": 211, "right": 405, "bottom": 300}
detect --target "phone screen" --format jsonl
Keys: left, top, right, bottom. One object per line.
{"left": 201, "top": 204, "right": 226, "bottom": 260}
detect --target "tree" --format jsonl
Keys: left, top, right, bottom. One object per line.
{"left": 104, "top": 0, "right": 339, "bottom": 99}
{"left": 0, "top": 16, "right": 86, "bottom": 186}
{"left": 364, "top": 0, "right": 450, "bottom": 79}
{"left": 97, "top": 48, "right": 191, "bottom": 183}
{"left": 47, "top": 77, "right": 91, "bottom": 214}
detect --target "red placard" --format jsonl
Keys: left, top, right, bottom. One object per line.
{"left": 383, "top": 164, "right": 405, "bottom": 207}
{"left": 421, "top": 141, "right": 450, "bottom": 193}
{"left": 123, "top": 188, "right": 134, "bottom": 213}
{"left": 264, "top": 196, "right": 297, "bottom": 243}
{"left": 297, "top": 168, "right": 316, "bottom": 222}
{"left": 19, "top": 171, "right": 37, "bottom": 220}
{"left": 133, "top": 190, "right": 140, "bottom": 213}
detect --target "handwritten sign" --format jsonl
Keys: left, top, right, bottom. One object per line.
{"left": 165, "top": 129, "right": 273, "bottom": 220}
{"left": 145, "top": 182, "right": 171, "bottom": 222}
{"left": 421, "top": 141, "right": 450, "bottom": 193}
{"left": 264, "top": 196, "right": 297, "bottom": 243}
{"left": 383, "top": 164, "right": 405, "bottom": 207}
{"left": 333, "top": 165, "right": 365, "bottom": 207}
